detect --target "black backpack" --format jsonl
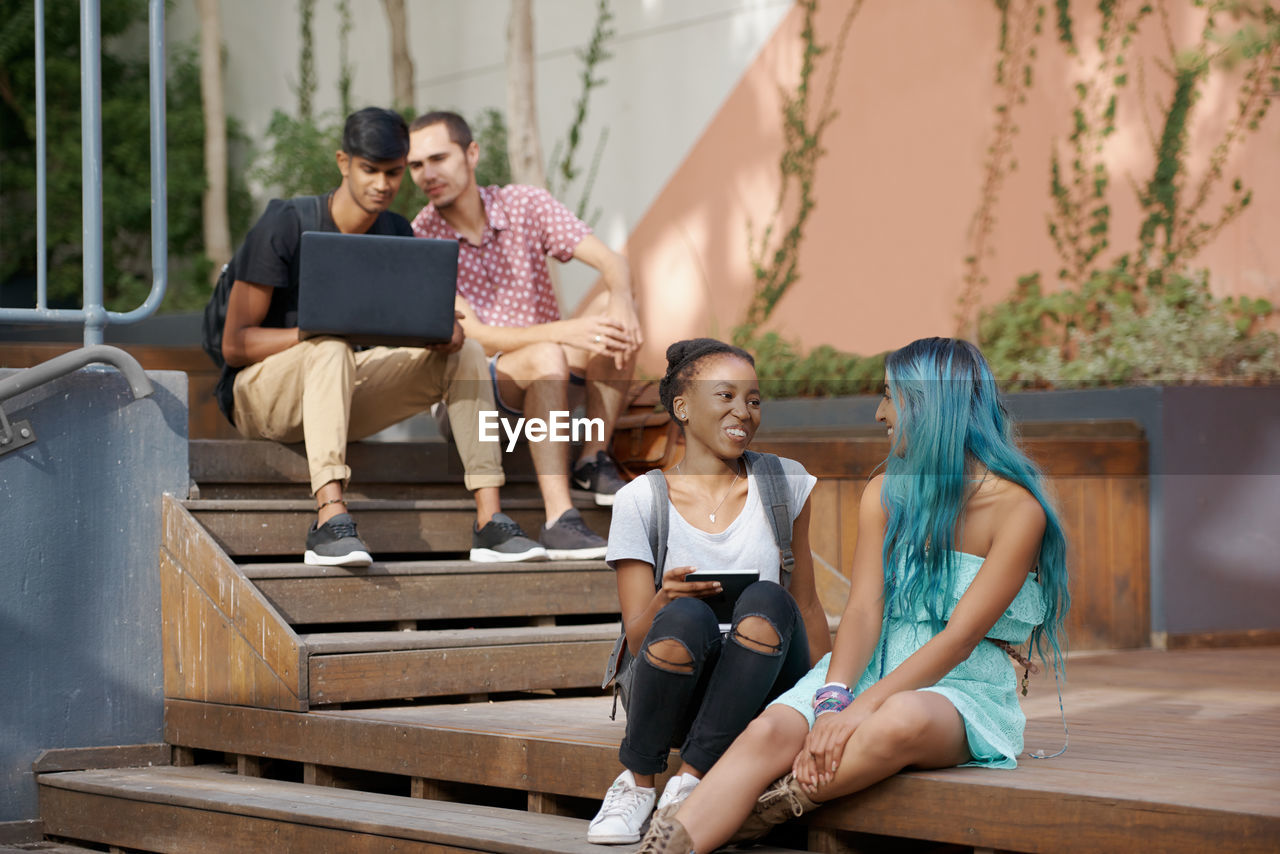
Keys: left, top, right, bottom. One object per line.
{"left": 601, "top": 450, "right": 799, "bottom": 716}
{"left": 201, "top": 195, "right": 325, "bottom": 370}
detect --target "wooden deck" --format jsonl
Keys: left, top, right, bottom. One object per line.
{"left": 156, "top": 646, "right": 1280, "bottom": 853}
{"left": 822, "top": 646, "right": 1280, "bottom": 852}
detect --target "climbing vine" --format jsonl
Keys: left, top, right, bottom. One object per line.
{"left": 547, "top": 0, "right": 615, "bottom": 224}
{"left": 958, "top": 0, "right": 1045, "bottom": 338}
{"left": 976, "top": 0, "right": 1280, "bottom": 385}
{"left": 735, "top": 0, "right": 862, "bottom": 348}
{"left": 1046, "top": 1, "right": 1147, "bottom": 289}
{"left": 1133, "top": 0, "right": 1280, "bottom": 290}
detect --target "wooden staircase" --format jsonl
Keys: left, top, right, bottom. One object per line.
{"left": 30, "top": 437, "right": 804, "bottom": 852}
{"left": 163, "top": 439, "right": 620, "bottom": 711}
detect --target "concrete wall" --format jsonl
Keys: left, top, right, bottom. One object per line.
{"left": 172, "top": 3, "right": 1279, "bottom": 372}
{"left": 615, "top": 1, "right": 1280, "bottom": 373}
{"left": 1157, "top": 387, "right": 1280, "bottom": 636}
{"left": 167, "top": 0, "right": 791, "bottom": 309}
{"left": 0, "top": 369, "right": 188, "bottom": 821}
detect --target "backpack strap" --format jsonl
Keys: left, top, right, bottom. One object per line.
{"left": 291, "top": 194, "right": 325, "bottom": 234}
{"left": 603, "top": 468, "right": 668, "bottom": 696}
{"left": 644, "top": 468, "right": 670, "bottom": 587}
{"left": 742, "top": 450, "right": 796, "bottom": 586}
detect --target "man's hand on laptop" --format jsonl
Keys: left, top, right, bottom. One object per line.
{"left": 424, "top": 310, "right": 467, "bottom": 354}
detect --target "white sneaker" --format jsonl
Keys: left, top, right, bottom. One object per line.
{"left": 587, "top": 769, "right": 656, "bottom": 844}
{"left": 655, "top": 772, "right": 699, "bottom": 818}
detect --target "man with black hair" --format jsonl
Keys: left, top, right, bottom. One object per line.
{"left": 218, "top": 107, "right": 545, "bottom": 567}
{"left": 407, "top": 110, "right": 642, "bottom": 561}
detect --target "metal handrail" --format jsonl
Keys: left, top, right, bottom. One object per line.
{"left": 0, "top": 346, "right": 154, "bottom": 404}
{"left": 0, "top": 0, "right": 168, "bottom": 346}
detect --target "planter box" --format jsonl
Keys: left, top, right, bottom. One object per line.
{"left": 760, "top": 386, "right": 1280, "bottom": 646}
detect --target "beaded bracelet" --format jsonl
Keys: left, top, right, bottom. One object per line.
{"left": 812, "top": 684, "right": 853, "bottom": 717}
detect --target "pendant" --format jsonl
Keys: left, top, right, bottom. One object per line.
{"left": 709, "top": 513, "right": 716, "bottom": 523}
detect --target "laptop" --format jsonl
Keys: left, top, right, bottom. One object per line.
{"left": 298, "top": 231, "right": 459, "bottom": 346}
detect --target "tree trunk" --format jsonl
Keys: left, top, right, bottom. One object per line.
{"left": 381, "top": 0, "right": 415, "bottom": 112}
{"left": 196, "top": 0, "right": 232, "bottom": 278}
{"left": 505, "top": 0, "right": 546, "bottom": 188}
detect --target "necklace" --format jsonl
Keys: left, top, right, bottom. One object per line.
{"left": 676, "top": 459, "right": 742, "bottom": 523}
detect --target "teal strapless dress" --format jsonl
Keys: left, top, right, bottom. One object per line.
{"left": 771, "top": 551, "right": 1046, "bottom": 768}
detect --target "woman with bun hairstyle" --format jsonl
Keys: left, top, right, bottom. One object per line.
{"left": 586, "top": 338, "right": 832, "bottom": 845}
{"left": 637, "top": 337, "right": 1070, "bottom": 853}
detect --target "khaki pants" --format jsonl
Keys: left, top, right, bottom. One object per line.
{"left": 232, "top": 336, "right": 504, "bottom": 495}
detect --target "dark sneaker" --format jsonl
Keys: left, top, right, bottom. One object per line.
{"left": 572, "top": 451, "right": 626, "bottom": 506}
{"left": 304, "top": 513, "right": 372, "bottom": 567}
{"left": 540, "top": 508, "right": 607, "bottom": 561}
{"left": 470, "top": 513, "right": 548, "bottom": 563}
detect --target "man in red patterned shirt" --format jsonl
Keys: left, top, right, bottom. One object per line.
{"left": 408, "top": 111, "right": 642, "bottom": 559}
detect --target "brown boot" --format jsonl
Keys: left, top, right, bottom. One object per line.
{"left": 728, "top": 772, "right": 821, "bottom": 843}
{"left": 637, "top": 810, "right": 696, "bottom": 854}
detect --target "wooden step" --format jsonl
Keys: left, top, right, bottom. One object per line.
{"left": 38, "top": 765, "right": 651, "bottom": 854}
{"left": 242, "top": 559, "right": 616, "bottom": 625}
{"left": 187, "top": 498, "right": 611, "bottom": 557}
{"left": 190, "top": 437, "right": 542, "bottom": 486}
{"left": 304, "top": 623, "right": 619, "bottom": 704}
{"left": 165, "top": 696, "right": 643, "bottom": 802}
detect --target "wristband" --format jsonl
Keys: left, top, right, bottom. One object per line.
{"left": 820, "top": 680, "right": 849, "bottom": 691}
{"left": 812, "top": 684, "right": 853, "bottom": 717}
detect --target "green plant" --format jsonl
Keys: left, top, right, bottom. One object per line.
{"left": 473, "top": 107, "right": 513, "bottom": 189}
{"left": 981, "top": 265, "right": 1279, "bottom": 385}
{"left": 750, "top": 331, "right": 886, "bottom": 399}
{"left": 253, "top": 109, "right": 342, "bottom": 200}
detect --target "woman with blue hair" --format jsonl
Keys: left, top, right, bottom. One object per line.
{"left": 638, "top": 337, "right": 1070, "bottom": 853}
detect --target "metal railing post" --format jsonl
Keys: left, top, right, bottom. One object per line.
{"left": 111, "top": 0, "right": 169, "bottom": 324}
{"left": 80, "top": 0, "right": 106, "bottom": 347}
{"left": 35, "top": 0, "right": 48, "bottom": 311}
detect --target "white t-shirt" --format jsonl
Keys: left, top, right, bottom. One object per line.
{"left": 605, "top": 456, "right": 817, "bottom": 582}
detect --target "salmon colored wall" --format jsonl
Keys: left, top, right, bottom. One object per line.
{"left": 613, "top": 1, "right": 1280, "bottom": 376}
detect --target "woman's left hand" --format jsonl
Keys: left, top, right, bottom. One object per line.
{"left": 795, "top": 705, "right": 868, "bottom": 789}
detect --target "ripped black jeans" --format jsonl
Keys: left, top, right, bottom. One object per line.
{"left": 619, "top": 580, "right": 810, "bottom": 775}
